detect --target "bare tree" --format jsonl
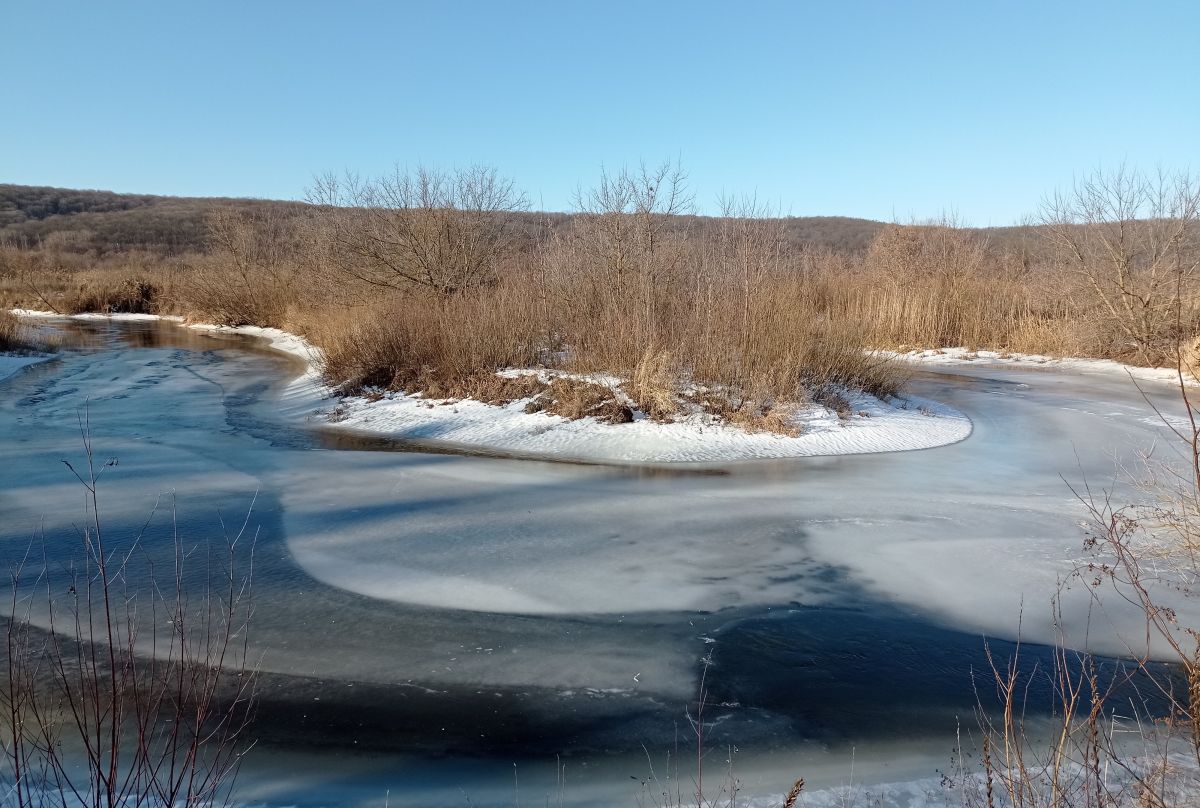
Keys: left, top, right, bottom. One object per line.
{"left": 1039, "top": 166, "right": 1200, "bottom": 365}
{"left": 206, "top": 207, "right": 300, "bottom": 281}
{"left": 547, "top": 160, "right": 695, "bottom": 363}
{"left": 306, "top": 165, "right": 528, "bottom": 297}
{"left": 707, "top": 194, "right": 787, "bottom": 368}
{"left": 569, "top": 160, "right": 694, "bottom": 296}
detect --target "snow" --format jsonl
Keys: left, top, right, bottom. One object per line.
{"left": 891, "top": 346, "right": 1200, "bottom": 386}
{"left": 185, "top": 322, "right": 322, "bottom": 363}
{"left": 299, "top": 386, "right": 971, "bottom": 463}
{"left": 10, "top": 309, "right": 184, "bottom": 322}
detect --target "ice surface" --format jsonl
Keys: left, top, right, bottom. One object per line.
{"left": 0, "top": 352, "right": 53, "bottom": 382}
{"left": 8, "top": 314, "right": 1200, "bottom": 806}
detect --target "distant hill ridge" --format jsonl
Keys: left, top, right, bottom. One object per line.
{"left": 0, "top": 183, "right": 1039, "bottom": 256}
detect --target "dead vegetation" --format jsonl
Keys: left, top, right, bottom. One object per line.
{"left": 523, "top": 377, "right": 633, "bottom": 424}
{"left": 61, "top": 271, "right": 160, "bottom": 315}
{"left": 4, "top": 165, "right": 1199, "bottom": 431}
{"left": 0, "top": 310, "right": 32, "bottom": 352}
{"left": 694, "top": 392, "right": 804, "bottom": 437}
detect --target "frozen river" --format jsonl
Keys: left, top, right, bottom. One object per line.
{"left": 0, "top": 318, "right": 1192, "bottom": 806}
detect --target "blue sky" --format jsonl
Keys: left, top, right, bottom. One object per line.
{"left": 2, "top": 1, "right": 1196, "bottom": 224}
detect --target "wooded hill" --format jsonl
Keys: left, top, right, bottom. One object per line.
{"left": 2, "top": 183, "right": 1033, "bottom": 257}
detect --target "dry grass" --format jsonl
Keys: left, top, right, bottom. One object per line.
{"left": 307, "top": 224, "right": 912, "bottom": 425}
{"left": 728, "top": 402, "right": 804, "bottom": 437}
{"left": 524, "top": 377, "right": 633, "bottom": 423}
{"left": 627, "top": 348, "right": 681, "bottom": 422}
{"left": 61, "top": 270, "right": 161, "bottom": 314}
{"left": 0, "top": 247, "right": 185, "bottom": 315}
{"left": 0, "top": 309, "right": 32, "bottom": 352}
{"left": 782, "top": 779, "right": 805, "bottom": 808}
{"left": 7, "top": 197, "right": 1197, "bottom": 425}
{"left": 313, "top": 288, "right": 544, "bottom": 395}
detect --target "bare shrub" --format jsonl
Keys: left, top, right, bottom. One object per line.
{"left": 176, "top": 208, "right": 311, "bottom": 327}
{"left": 307, "top": 165, "right": 528, "bottom": 297}
{"left": 0, "top": 429, "right": 256, "bottom": 807}
{"left": 536, "top": 161, "right": 694, "bottom": 372}
{"left": 1039, "top": 166, "right": 1200, "bottom": 365}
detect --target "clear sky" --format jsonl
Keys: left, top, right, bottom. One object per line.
{"left": 2, "top": 0, "right": 1196, "bottom": 224}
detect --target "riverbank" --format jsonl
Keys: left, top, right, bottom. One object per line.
{"left": 15, "top": 310, "right": 1200, "bottom": 464}
{"left": 891, "top": 345, "right": 1200, "bottom": 387}
{"left": 11, "top": 310, "right": 973, "bottom": 463}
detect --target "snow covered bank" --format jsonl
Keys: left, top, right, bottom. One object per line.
{"left": 892, "top": 346, "right": 1200, "bottom": 387}
{"left": 11, "top": 310, "right": 972, "bottom": 462}
{"left": 186, "top": 322, "right": 322, "bottom": 364}
{"left": 176, "top": 320, "right": 973, "bottom": 464}
{"left": 253, "top": 333, "right": 972, "bottom": 462}
{"left": 302, "top": 385, "right": 971, "bottom": 463}
{"left": 11, "top": 309, "right": 183, "bottom": 322}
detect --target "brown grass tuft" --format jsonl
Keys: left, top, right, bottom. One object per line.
{"left": 726, "top": 403, "right": 804, "bottom": 437}
{"left": 62, "top": 272, "right": 160, "bottom": 315}
{"left": 781, "top": 778, "right": 805, "bottom": 808}
{"left": 626, "top": 348, "right": 680, "bottom": 422}
{"left": 0, "top": 310, "right": 32, "bottom": 352}
{"left": 313, "top": 290, "right": 544, "bottom": 396}
{"left": 524, "top": 378, "right": 633, "bottom": 423}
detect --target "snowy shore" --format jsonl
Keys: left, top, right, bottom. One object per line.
{"left": 8, "top": 310, "right": 979, "bottom": 462}
{"left": 171, "top": 319, "right": 976, "bottom": 462}
{"left": 891, "top": 345, "right": 1199, "bottom": 386}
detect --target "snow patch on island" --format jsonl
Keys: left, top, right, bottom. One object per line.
{"left": 11, "top": 310, "right": 973, "bottom": 462}
{"left": 296, "top": 384, "right": 971, "bottom": 463}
